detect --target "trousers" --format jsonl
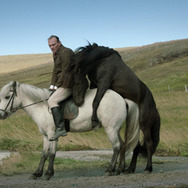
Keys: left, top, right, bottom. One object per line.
{"left": 48, "top": 87, "right": 72, "bottom": 109}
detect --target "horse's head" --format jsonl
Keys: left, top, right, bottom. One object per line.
{"left": 72, "top": 70, "right": 88, "bottom": 106}
{"left": 75, "top": 42, "right": 115, "bottom": 74}
{"left": 0, "top": 81, "right": 21, "bottom": 119}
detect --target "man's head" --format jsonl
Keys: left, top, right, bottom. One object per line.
{"left": 48, "top": 35, "right": 61, "bottom": 53}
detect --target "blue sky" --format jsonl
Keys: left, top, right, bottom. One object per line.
{"left": 0, "top": 0, "right": 188, "bottom": 55}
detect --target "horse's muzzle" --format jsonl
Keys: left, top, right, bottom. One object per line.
{"left": 0, "top": 110, "right": 8, "bottom": 119}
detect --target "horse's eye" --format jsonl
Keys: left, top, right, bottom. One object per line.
{"left": 5, "top": 96, "right": 10, "bottom": 100}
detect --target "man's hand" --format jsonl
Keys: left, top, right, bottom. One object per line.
{"left": 49, "top": 85, "right": 57, "bottom": 96}
{"left": 49, "top": 85, "right": 57, "bottom": 91}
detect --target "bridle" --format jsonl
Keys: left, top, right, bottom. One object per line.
{"left": 0, "top": 82, "right": 49, "bottom": 117}
{"left": 0, "top": 82, "right": 17, "bottom": 117}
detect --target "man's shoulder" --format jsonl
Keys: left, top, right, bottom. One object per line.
{"left": 59, "top": 45, "right": 74, "bottom": 55}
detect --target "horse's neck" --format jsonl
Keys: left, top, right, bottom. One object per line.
{"left": 18, "top": 85, "right": 49, "bottom": 123}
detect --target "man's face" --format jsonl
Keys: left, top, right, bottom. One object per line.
{"left": 48, "top": 37, "right": 61, "bottom": 53}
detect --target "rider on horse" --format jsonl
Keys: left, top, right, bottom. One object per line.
{"left": 48, "top": 35, "right": 75, "bottom": 141}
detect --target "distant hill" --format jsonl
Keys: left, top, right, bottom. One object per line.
{"left": 0, "top": 38, "right": 187, "bottom": 91}
{"left": 0, "top": 53, "right": 52, "bottom": 74}
{"left": 119, "top": 38, "right": 188, "bottom": 71}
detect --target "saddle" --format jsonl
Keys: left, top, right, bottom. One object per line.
{"left": 59, "top": 97, "right": 79, "bottom": 132}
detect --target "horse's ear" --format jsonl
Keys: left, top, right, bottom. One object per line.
{"left": 12, "top": 81, "right": 17, "bottom": 88}
{"left": 10, "top": 81, "right": 17, "bottom": 96}
{"left": 92, "top": 43, "right": 98, "bottom": 48}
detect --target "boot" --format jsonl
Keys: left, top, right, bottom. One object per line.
{"left": 49, "top": 106, "right": 67, "bottom": 141}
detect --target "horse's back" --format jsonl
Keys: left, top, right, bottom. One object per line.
{"left": 76, "top": 89, "right": 126, "bottom": 117}
{"left": 70, "top": 89, "right": 127, "bottom": 131}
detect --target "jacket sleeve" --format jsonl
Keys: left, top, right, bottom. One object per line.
{"left": 56, "top": 49, "right": 75, "bottom": 87}
{"left": 50, "top": 64, "right": 58, "bottom": 86}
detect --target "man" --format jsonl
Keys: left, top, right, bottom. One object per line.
{"left": 48, "top": 35, "right": 75, "bottom": 141}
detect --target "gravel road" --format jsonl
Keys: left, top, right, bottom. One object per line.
{"left": 0, "top": 150, "right": 188, "bottom": 188}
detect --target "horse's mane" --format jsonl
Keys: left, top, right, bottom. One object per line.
{"left": 19, "top": 83, "right": 50, "bottom": 102}
{"left": 75, "top": 42, "right": 120, "bottom": 74}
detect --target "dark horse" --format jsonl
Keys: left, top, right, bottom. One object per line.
{"left": 75, "top": 43, "right": 161, "bottom": 173}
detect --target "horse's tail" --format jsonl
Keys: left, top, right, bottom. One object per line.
{"left": 123, "top": 99, "right": 140, "bottom": 157}
{"left": 140, "top": 109, "right": 161, "bottom": 156}
{"left": 151, "top": 109, "right": 161, "bottom": 153}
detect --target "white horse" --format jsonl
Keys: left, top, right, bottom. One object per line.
{"left": 0, "top": 81, "right": 140, "bottom": 180}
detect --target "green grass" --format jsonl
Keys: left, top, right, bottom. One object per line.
{"left": 0, "top": 39, "right": 187, "bottom": 174}
{"left": 0, "top": 151, "right": 108, "bottom": 176}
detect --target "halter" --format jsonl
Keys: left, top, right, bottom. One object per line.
{"left": 0, "top": 82, "right": 49, "bottom": 117}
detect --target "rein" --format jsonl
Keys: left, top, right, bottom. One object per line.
{"left": 12, "top": 98, "right": 49, "bottom": 112}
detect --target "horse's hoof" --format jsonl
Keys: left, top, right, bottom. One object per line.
{"left": 41, "top": 175, "right": 52, "bottom": 181}
{"left": 144, "top": 170, "right": 151, "bottom": 175}
{"left": 104, "top": 171, "right": 113, "bottom": 176}
{"left": 29, "top": 175, "right": 38, "bottom": 180}
{"left": 125, "top": 168, "right": 134, "bottom": 174}
{"left": 115, "top": 170, "right": 121, "bottom": 175}
{"left": 104, "top": 169, "right": 116, "bottom": 176}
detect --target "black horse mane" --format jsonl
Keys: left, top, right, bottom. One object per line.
{"left": 75, "top": 42, "right": 120, "bottom": 74}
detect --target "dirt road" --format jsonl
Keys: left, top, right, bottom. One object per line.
{"left": 0, "top": 150, "right": 188, "bottom": 188}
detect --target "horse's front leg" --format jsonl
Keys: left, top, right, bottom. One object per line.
{"left": 43, "top": 140, "right": 57, "bottom": 180}
{"left": 31, "top": 136, "right": 49, "bottom": 179}
{"left": 92, "top": 83, "right": 110, "bottom": 128}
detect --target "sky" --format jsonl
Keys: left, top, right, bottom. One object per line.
{"left": 0, "top": 0, "right": 188, "bottom": 56}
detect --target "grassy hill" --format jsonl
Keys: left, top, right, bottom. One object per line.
{"left": 0, "top": 39, "right": 187, "bottom": 156}
{"left": 0, "top": 53, "right": 52, "bottom": 74}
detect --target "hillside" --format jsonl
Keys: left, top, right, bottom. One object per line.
{"left": 0, "top": 53, "right": 52, "bottom": 74}
{"left": 120, "top": 39, "right": 188, "bottom": 69}
{"left": 119, "top": 39, "right": 188, "bottom": 93}
{"left": 0, "top": 39, "right": 188, "bottom": 156}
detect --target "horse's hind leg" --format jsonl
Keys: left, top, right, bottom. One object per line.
{"left": 126, "top": 127, "right": 154, "bottom": 174}
{"left": 43, "top": 140, "right": 57, "bottom": 180}
{"left": 142, "top": 127, "right": 153, "bottom": 173}
{"left": 105, "top": 130, "right": 122, "bottom": 176}
{"left": 139, "top": 104, "right": 155, "bottom": 173}
{"left": 139, "top": 92, "right": 160, "bottom": 173}
{"left": 105, "top": 147, "right": 120, "bottom": 176}
{"left": 116, "top": 136, "right": 125, "bottom": 174}
{"left": 31, "top": 136, "right": 49, "bottom": 179}
{"left": 125, "top": 141, "right": 140, "bottom": 173}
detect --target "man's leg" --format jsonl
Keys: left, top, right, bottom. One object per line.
{"left": 48, "top": 87, "right": 72, "bottom": 141}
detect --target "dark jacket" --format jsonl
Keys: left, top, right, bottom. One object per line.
{"left": 51, "top": 45, "right": 75, "bottom": 88}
